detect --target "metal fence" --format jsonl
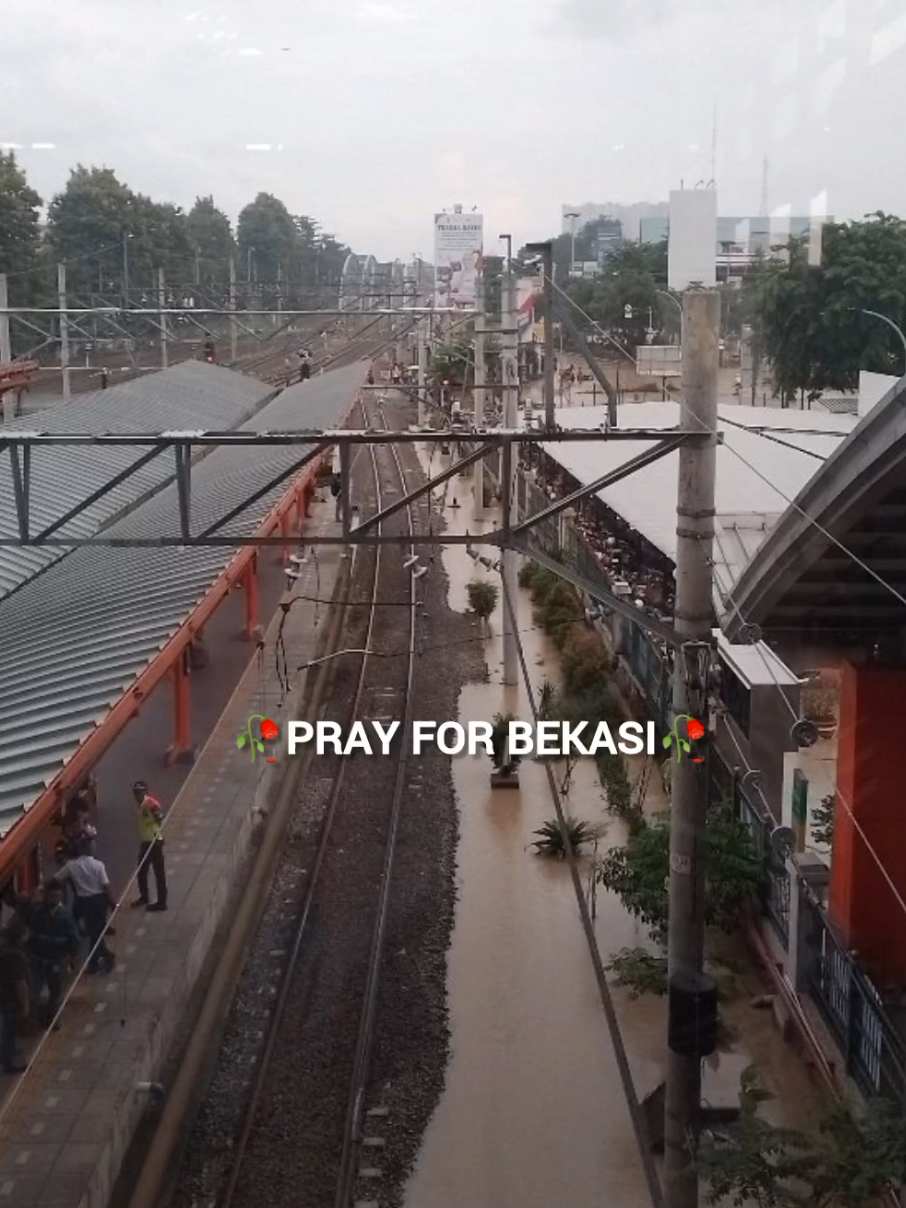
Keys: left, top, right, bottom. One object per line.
{"left": 732, "top": 775, "right": 791, "bottom": 947}
{"left": 802, "top": 892, "right": 906, "bottom": 1100}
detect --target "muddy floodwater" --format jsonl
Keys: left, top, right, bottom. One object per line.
{"left": 404, "top": 449, "right": 827, "bottom": 1208}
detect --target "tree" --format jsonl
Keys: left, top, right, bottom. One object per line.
{"left": 187, "top": 196, "right": 234, "bottom": 284}
{"left": 699, "top": 1071, "right": 906, "bottom": 1208}
{"left": 466, "top": 579, "right": 498, "bottom": 625}
{"left": 46, "top": 165, "right": 133, "bottom": 296}
{"left": 236, "top": 192, "right": 298, "bottom": 288}
{"left": 748, "top": 213, "right": 906, "bottom": 397}
{"left": 595, "top": 805, "right": 765, "bottom": 944}
{"left": 0, "top": 151, "right": 42, "bottom": 281}
{"left": 564, "top": 238, "right": 669, "bottom": 347}
{"left": 0, "top": 152, "right": 44, "bottom": 349}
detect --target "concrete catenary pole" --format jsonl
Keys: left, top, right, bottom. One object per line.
{"left": 229, "top": 256, "right": 238, "bottom": 363}
{"left": 57, "top": 263, "right": 71, "bottom": 402}
{"left": 157, "top": 268, "right": 168, "bottom": 369}
{"left": 526, "top": 241, "right": 556, "bottom": 430}
{"left": 0, "top": 274, "right": 11, "bottom": 366}
{"left": 473, "top": 269, "right": 487, "bottom": 521}
{"left": 417, "top": 320, "right": 427, "bottom": 426}
{"left": 664, "top": 285, "right": 720, "bottom": 1208}
{"left": 500, "top": 265, "right": 520, "bottom": 684}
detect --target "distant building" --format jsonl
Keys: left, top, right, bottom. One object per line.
{"left": 641, "top": 215, "right": 829, "bottom": 284}
{"left": 595, "top": 220, "right": 624, "bottom": 267}
{"left": 562, "top": 201, "right": 669, "bottom": 240}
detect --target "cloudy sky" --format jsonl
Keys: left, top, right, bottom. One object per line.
{"left": 2, "top": 0, "right": 905, "bottom": 261}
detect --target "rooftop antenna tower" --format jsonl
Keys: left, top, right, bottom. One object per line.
{"left": 760, "top": 156, "right": 769, "bottom": 217}
{"left": 711, "top": 102, "right": 717, "bottom": 187}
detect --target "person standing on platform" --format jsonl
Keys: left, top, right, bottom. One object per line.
{"left": 28, "top": 882, "right": 79, "bottom": 1026}
{"left": 53, "top": 839, "right": 116, "bottom": 974}
{"left": 0, "top": 918, "right": 30, "bottom": 1074}
{"left": 131, "top": 781, "right": 167, "bottom": 913}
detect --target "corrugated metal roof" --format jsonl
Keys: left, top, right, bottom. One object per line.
{"left": 541, "top": 401, "right": 855, "bottom": 606}
{"left": 0, "top": 361, "right": 274, "bottom": 601}
{"left": 0, "top": 362, "right": 364, "bottom": 839}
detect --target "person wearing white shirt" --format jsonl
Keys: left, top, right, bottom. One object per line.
{"left": 53, "top": 840, "right": 116, "bottom": 974}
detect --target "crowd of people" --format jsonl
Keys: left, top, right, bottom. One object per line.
{"left": 0, "top": 779, "right": 168, "bottom": 1075}
{"left": 520, "top": 445, "right": 677, "bottom": 667}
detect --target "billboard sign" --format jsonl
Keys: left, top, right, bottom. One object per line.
{"left": 433, "top": 212, "right": 483, "bottom": 309}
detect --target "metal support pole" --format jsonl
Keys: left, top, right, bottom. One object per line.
{"left": 473, "top": 272, "right": 487, "bottom": 521}
{"left": 229, "top": 257, "right": 238, "bottom": 362}
{"left": 339, "top": 440, "right": 351, "bottom": 537}
{"left": 57, "top": 263, "right": 71, "bottom": 401}
{"left": 526, "top": 241, "right": 556, "bottom": 430}
{"left": 0, "top": 274, "right": 11, "bottom": 363}
{"left": 0, "top": 274, "right": 13, "bottom": 423}
{"left": 501, "top": 269, "right": 519, "bottom": 685}
{"left": 664, "top": 286, "right": 720, "bottom": 1208}
{"left": 417, "top": 320, "right": 427, "bottom": 426}
{"left": 157, "top": 268, "right": 168, "bottom": 369}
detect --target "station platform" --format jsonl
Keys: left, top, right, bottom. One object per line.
{"left": 0, "top": 499, "right": 345, "bottom": 1208}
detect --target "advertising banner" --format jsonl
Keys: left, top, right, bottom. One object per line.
{"left": 433, "top": 212, "right": 483, "bottom": 309}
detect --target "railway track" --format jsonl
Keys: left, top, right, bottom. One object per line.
{"left": 214, "top": 392, "right": 418, "bottom": 1208}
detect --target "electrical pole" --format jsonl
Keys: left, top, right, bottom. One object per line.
{"left": 417, "top": 320, "right": 427, "bottom": 426}
{"left": 158, "top": 268, "right": 168, "bottom": 369}
{"left": 526, "top": 240, "right": 555, "bottom": 429}
{"left": 58, "top": 263, "right": 71, "bottom": 402}
{"left": 664, "top": 285, "right": 720, "bottom": 1208}
{"left": 473, "top": 269, "right": 488, "bottom": 521}
{"left": 229, "top": 257, "right": 238, "bottom": 362}
{"left": 0, "top": 274, "right": 13, "bottom": 423}
{"left": 501, "top": 264, "right": 519, "bottom": 684}
{"left": 0, "top": 274, "right": 11, "bottom": 363}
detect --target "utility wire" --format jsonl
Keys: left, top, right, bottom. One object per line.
{"left": 552, "top": 279, "right": 906, "bottom": 618}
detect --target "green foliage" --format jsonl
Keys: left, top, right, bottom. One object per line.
{"left": 0, "top": 150, "right": 42, "bottom": 280}
{"left": 596, "top": 751, "right": 634, "bottom": 819}
{"left": 699, "top": 1072, "right": 906, "bottom": 1208}
{"left": 531, "top": 816, "right": 596, "bottom": 858}
{"left": 564, "top": 239, "right": 670, "bottom": 347}
{"left": 748, "top": 213, "right": 906, "bottom": 396}
{"left": 431, "top": 331, "right": 473, "bottom": 385}
{"left": 606, "top": 947, "right": 668, "bottom": 997}
{"left": 37, "top": 163, "right": 348, "bottom": 311}
{"left": 466, "top": 579, "right": 499, "bottom": 622}
{"left": 595, "top": 806, "right": 765, "bottom": 943}
{"left": 490, "top": 712, "right": 520, "bottom": 771}
{"left": 187, "top": 196, "right": 235, "bottom": 282}
{"left": 812, "top": 793, "right": 835, "bottom": 847}
{"left": 561, "top": 627, "right": 610, "bottom": 698}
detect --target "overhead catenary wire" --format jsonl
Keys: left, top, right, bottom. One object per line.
{"left": 552, "top": 278, "right": 906, "bottom": 619}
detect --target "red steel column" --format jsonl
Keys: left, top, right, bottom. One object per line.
{"left": 166, "top": 650, "right": 194, "bottom": 765}
{"left": 244, "top": 556, "right": 259, "bottom": 638}
{"left": 829, "top": 662, "right": 906, "bottom": 984}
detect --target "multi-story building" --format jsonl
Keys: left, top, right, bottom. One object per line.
{"left": 561, "top": 201, "right": 669, "bottom": 240}
{"left": 640, "top": 214, "right": 827, "bottom": 283}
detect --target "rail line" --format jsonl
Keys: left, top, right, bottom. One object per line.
{"left": 219, "top": 388, "right": 418, "bottom": 1208}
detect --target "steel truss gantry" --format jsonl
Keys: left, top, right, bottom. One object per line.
{"left": 0, "top": 426, "right": 718, "bottom": 648}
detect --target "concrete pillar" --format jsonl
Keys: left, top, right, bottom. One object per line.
{"left": 829, "top": 662, "right": 906, "bottom": 983}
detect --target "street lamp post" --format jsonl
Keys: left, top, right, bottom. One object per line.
{"left": 857, "top": 307, "right": 906, "bottom": 376}
{"left": 566, "top": 211, "right": 580, "bottom": 275}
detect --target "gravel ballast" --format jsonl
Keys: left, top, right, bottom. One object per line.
{"left": 166, "top": 389, "right": 483, "bottom": 1208}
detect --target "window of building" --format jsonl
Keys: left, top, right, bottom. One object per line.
{"left": 720, "top": 657, "right": 751, "bottom": 737}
